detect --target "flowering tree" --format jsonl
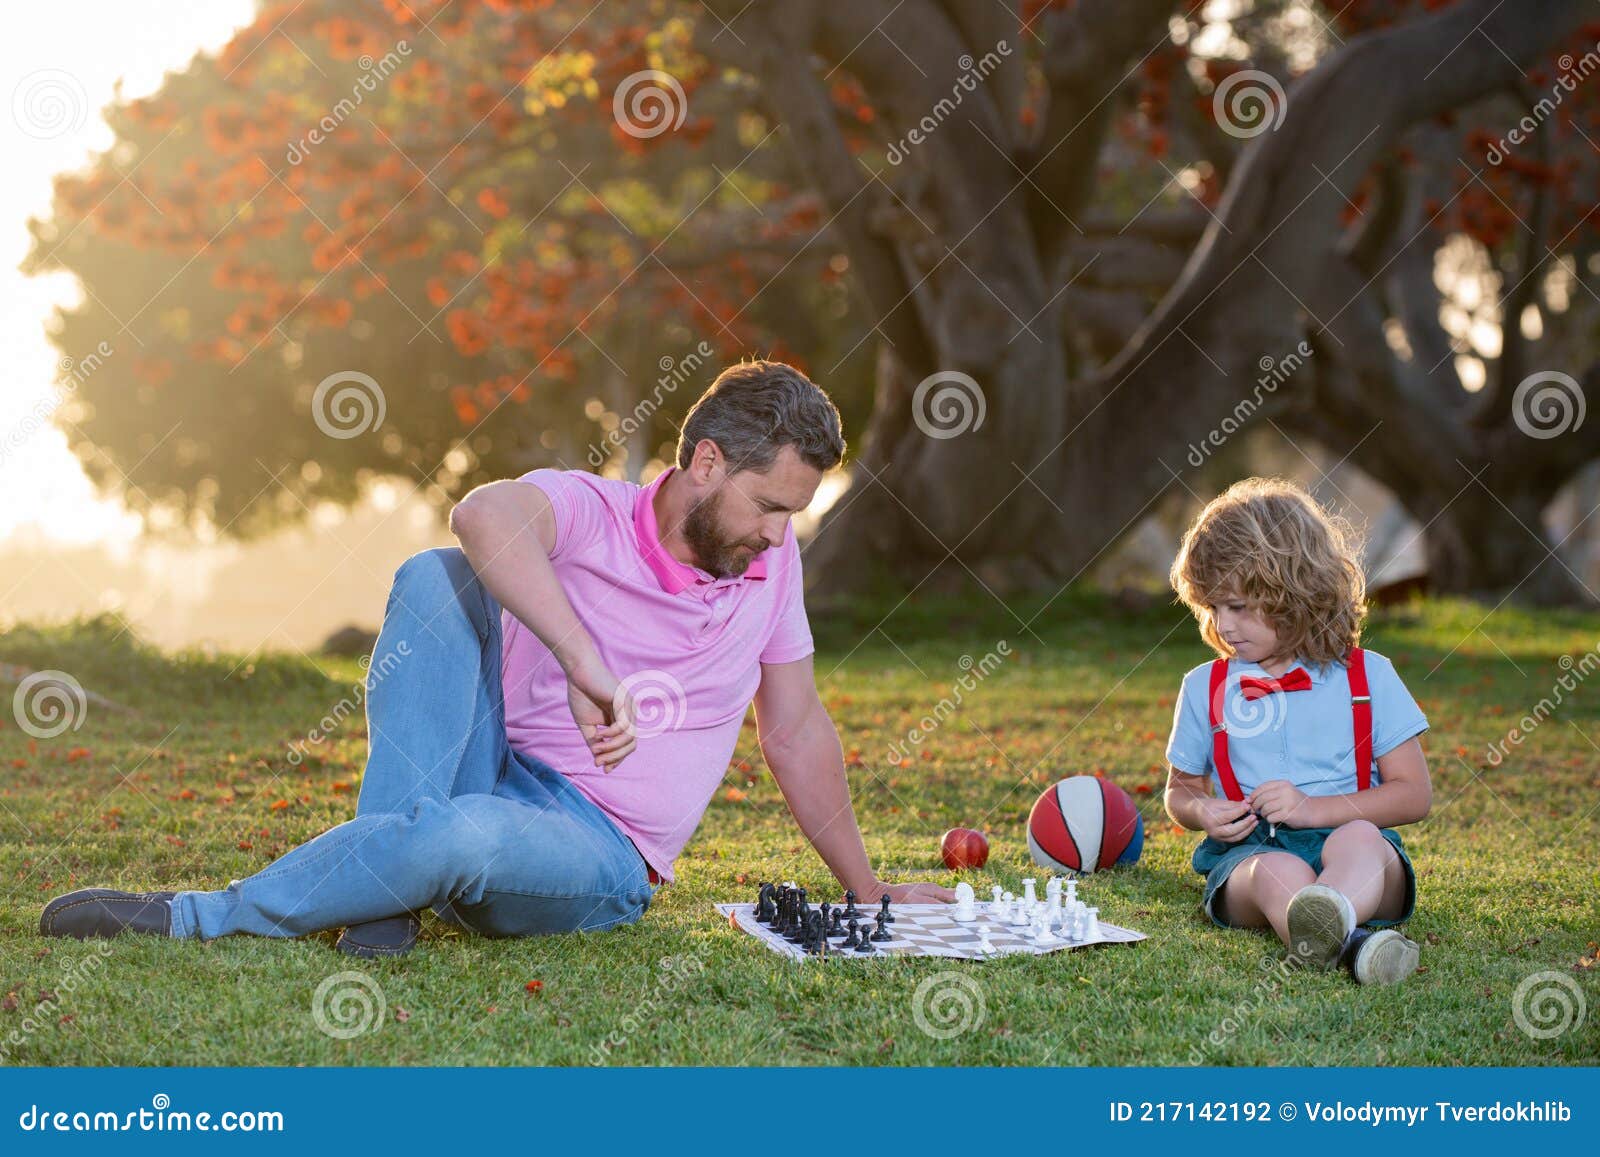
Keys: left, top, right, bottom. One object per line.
{"left": 28, "top": 0, "right": 1600, "bottom": 601}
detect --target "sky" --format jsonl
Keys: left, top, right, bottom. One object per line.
{"left": 1, "top": 0, "right": 256, "bottom": 546}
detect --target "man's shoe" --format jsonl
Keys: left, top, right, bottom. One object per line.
{"left": 40, "top": 889, "right": 175, "bottom": 940}
{"left": 336, "top": 912, "right": 422, "bottom": 959}
{"left": 1342, "top": 927, "right": 1421, "bottom": 986}
{"left": 1286, "top": 884, "right": 1355, "bottom": 969}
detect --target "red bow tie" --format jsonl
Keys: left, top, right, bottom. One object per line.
{"left": 1239, "top": 667, "right": 1312, "bottom": 700}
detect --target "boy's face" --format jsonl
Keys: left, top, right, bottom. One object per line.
{"left": 1210, "top": 590, "right": 1281, "bottom": 666}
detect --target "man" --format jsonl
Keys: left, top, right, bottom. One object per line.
{"left": 41, "top": 360, "right": 952, "bottom": 954}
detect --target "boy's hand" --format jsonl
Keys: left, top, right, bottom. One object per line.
{"left": 1199, "top": 797, "right": 1258, "bottom": 844}
{"left": 1249, "top": 780, "right": 1313, "bottom": 827}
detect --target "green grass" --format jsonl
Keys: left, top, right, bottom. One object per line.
{"left": 1, "top": 594, "right": 1596, "bottom": 1066}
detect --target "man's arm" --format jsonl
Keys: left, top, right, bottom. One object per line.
{"left": 449, "top": 480, "right": 635, "bottom": 769}
{"left": 753, "top": 655, "right": 954, "bottom": 903}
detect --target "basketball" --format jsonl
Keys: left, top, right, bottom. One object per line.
{"left": 1027, "top": 775, "right": 1144, "bottom": 874}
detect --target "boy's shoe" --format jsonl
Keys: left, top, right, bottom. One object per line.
{"left": 1341, "top": 927, "right": 1420, "bottom": 986}
{"left": 1286, "top": 884, "right": 1355, "bottom": 969}
{"left": 40, "top": 889, "right": 175, "bottom": 940}
{"left": 336, "top": 912, "right": 422, "bottom": 959}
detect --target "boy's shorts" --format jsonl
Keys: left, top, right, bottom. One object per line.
{"left": 1192, "top": 824, "right": 1416, "bottom": 929}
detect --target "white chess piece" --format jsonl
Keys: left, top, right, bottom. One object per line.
{"left": 1000, "top": 891, "right": 1015, "bottom": 921}
{"left": 991, "top": 884, "right": 1004, "bottom": 908}
{"left": 1022, "top": 878, "right": 1038, "bottom": 911}
{"left": 952, "top": 881, "right": 977, "bottom": 922}
{"left": 1007, "top": 895, "right": 1028, "bottom": 926}
{"left": 977, "top": 925, "right": 995, "bottom": 954}
{"left": 1086, "top": 906, "right": 1101, "bottom": 939}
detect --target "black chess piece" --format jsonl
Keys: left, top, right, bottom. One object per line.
{"left": 827, "top": 908, "right": 844, "bottom": 936}
{"left": 871, "top": 913, "right": 892, "bottom": 942}
{"left": 756, "top": 882, "right": 776, "bottom": 924}
{"left": 854, "top": 929, "right": 875, "bottom": 953}
{"left": 819, "top": 902, "right": 833, "bottom": 933}
{"left": 879, "top": 894, "right": 895, "bottom": 923}
{"left": 841, "top": 890, "right": 858, "bottom": 919}
{"left": 841, "top": 919, "right": 860, "bottom": 948}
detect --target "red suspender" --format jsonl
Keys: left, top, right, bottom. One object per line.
{"left": 1207, "top": 649, "right": 1375, "bottom": 797}
{"left": 1347, "top": 646, "right": 1374, "bottom": 790}
{"left": 1207, "top": 658, "right": 1246, "bottom": 802}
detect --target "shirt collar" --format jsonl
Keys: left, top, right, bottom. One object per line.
{"left": 633, "top": 466, "right": 769, "bottom": 594}
{"left": 1234, "top": 656, "right": 1332, "bottom": 684}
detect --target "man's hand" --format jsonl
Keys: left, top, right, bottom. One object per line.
{"left": 854, "top": 879, "right": 956, "bottom": 905}
{"left": 565, "top": 658, "right": 636, "bottom": 771}
{"left": 1248, "top": 779, "right": 1313, "bottom": 827}
{"left": 1198, "top": 797, "right": 1258, "bottom": 844}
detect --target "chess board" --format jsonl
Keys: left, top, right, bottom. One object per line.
{"left": 716, "top": 902, "right": 1146, "bottom": 961}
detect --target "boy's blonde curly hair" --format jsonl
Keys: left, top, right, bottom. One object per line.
{"left": 1170, "top": 477, "right": 1367, "bottom": 667}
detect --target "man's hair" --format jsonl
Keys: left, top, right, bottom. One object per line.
{"left": 676, "top": 360, "right": 846, "bottom": 474}
{"left": 1169, "top": 477, "right": 1368, "bottom": 667}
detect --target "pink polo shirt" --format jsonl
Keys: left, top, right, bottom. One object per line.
{"left": 499, "top": 466, "right": 815, "bottom": 881}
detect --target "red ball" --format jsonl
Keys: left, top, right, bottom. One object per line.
{"left": 940, "top": 827, "right": 990, "bottom": 870}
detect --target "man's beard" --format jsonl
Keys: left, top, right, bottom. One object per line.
{"left": 682, "top": 489, "right": 763, "bottom": 578}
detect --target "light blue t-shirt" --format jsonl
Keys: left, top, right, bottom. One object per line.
{"left": 1165, "top": 649, "right": 1428, "bottom": 799}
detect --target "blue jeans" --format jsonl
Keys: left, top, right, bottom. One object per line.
{"left": 169, "top": 548, "right": 655, "bottom": 941}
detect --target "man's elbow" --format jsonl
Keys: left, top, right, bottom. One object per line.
{"left": 449, "top": 482, "right": 506, "bottom": 544}
{"left": 448, "top": 497, "right": 478, "bottom": 542}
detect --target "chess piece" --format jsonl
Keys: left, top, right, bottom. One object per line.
{"left": 871, "top": 913, "right": 892, "bottom": 942}
{"left": 952, "top": 882, "right": 977, "bottom": 922}
{"left": 842, "top": 919, "right": 860, "bottom": 949}
{"left": 990, "top": 885, "right": 1004, "bottom": 909}
{"left": 1022, "top": 878, "right": 1038, "bottom": 911}
{"left": 854, "top": 930, "right": 875, "bottom": 953}
{"left": 1086, "top": 907, "right": 1101, "bottom": 939}
{"left": 977, "top": 925, "right": 995, "bottom": 954}
{"left": 827, "top": 908, "right": 844, "bottom": 936}
{"left": 841, "top": 890, "right": 859, "bottom": 919}
{"left": 756, "top": 882, "right": 776, "bottom": 924}
{"left": 879, "top": 895, "right": 895, "bottom": 923}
